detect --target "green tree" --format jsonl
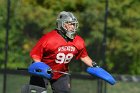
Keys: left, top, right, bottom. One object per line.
{"left": 107, "top": 0, "right": 140, "bottom": 74}
{"left": 1, "top": 0, "right": 140, "bottom": 75}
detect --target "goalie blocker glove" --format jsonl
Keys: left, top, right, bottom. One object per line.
{"left": 86, "top": 61, "right": 116, "bottom": 85}
{"left": 28, "top": 62, "right": 52, "bottom": 79}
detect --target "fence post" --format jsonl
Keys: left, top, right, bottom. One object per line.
{"left": 102, "top": 0, "right": 109, "bottom": 93}
{"left": 3, "top": 0, "right": 11, "bottom": 93}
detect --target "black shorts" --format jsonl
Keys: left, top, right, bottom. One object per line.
{"left": 29, "top": 75, "right": 70, "bottom": 93}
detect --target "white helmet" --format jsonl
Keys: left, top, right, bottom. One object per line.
{"left": 56, "top": 11, "right": 79, "bottom": 39}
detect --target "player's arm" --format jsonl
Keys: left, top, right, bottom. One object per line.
{"left": 30, "top": 34, "right": 48, "bottom": 62}
{"left": 80, "top": 56, "right": 92, "bottom": 67}
{"left": 32, "top": 58, "right": 41, "bottom": 62}
{"left": 80, "top": 56, "right": 97, "bottom": 67}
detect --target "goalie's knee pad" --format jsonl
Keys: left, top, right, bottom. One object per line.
{"left": 21, "top": 84, "right": 47, "bottom": 93}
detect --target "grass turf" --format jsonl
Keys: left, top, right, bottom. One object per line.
{"left": 0, "top": 74, "right": 140, "bottom": 93}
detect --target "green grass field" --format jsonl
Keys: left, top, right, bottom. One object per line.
{"left": 0, "top": 74, "right": 140, "bottom": 93}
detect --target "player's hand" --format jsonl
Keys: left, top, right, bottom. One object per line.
{"left": 92, "top": 61, "right": 99, "bottom": 67}
{"left": 28, "top": 62, "right": 52, "bottom": 79}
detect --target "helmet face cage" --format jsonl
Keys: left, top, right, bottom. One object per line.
{"left": 56, "top": 11, "right": 79, "bottom": 39}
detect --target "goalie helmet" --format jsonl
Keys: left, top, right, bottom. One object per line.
{"left": 56, "top": 11, "right": 79, "bottom": 39}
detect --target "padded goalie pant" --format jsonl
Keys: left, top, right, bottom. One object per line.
{"left": 21, "top": 84, "right": 47, "bottom": 93}
{"left": 30, "top": 75, "right": 70, "bottom": 93}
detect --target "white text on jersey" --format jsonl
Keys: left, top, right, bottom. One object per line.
{"left": 58, "top": 46, "right": 75, "bottom": 52}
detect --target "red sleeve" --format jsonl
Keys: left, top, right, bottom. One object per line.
{"left": 30, "top": 34, "right": 47, "bottom": 60}
{"left": 76, "top": 47, "right": 88, "bottom": 60}
{"left": 75, "top": 37, "right": 88, "bottom": 59}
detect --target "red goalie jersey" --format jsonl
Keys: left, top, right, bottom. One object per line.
{"left": 30, "top": 30, "right": 88, "bottom": 79}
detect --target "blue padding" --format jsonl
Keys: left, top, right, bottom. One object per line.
{"left": 28, "top": 62, "right": 52, "bottom": 79}
{"left": 86, "top": 67, "right": 116, "bottom": 85}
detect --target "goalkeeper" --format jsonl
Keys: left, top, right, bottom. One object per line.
{"left": 28, "top": 11, "right": 96, "bottom": 93}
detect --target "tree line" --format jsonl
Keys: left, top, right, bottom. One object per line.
{"left": 0, "top": 0, "right": 140, "bottom": 75}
